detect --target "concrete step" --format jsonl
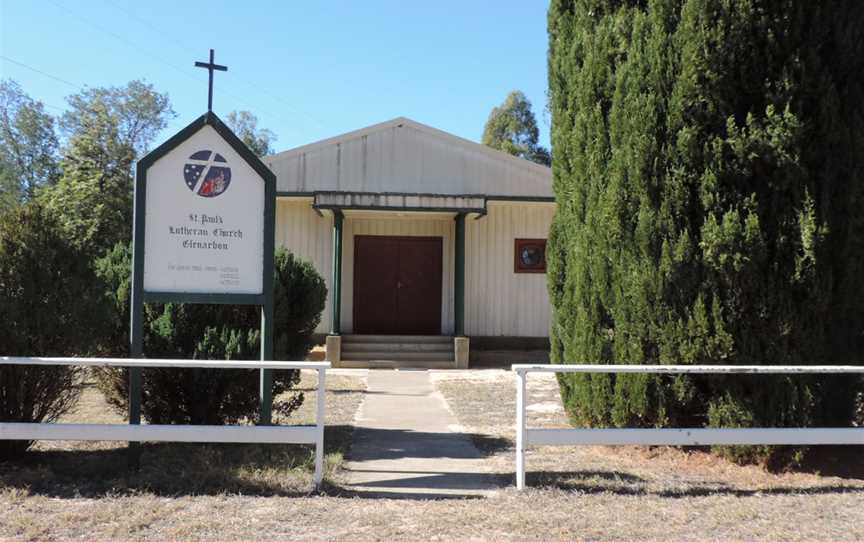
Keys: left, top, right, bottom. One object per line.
{"left": 343, "top": 342, "right": 453, "bottom": 353}
{"left": 342, "top": 351, "right": 454, "bottom": 362}
{"left": 342, "top": 334, "right": 452, "bottom": 344}
{"left": 338, "top": 359, "right": 457, "bottom": 370}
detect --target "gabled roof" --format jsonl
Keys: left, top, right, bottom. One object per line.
{"left": 266, "top": 117, "right": 553, "bottom": 199}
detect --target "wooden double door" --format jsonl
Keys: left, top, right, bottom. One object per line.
{"left": 353, "top": 235, "right": 443, "bottom": 335}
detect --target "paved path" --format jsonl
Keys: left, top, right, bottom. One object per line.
{"left": 343, "top": 370, "right": 497, "bottom": 498}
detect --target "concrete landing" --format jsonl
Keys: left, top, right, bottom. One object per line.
{"left": 343, "top": 370, "right": 497, "bottom": 498}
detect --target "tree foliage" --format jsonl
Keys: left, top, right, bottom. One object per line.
{"left": 482, "top": 90, "right": 550, "bottom": 166}
{"left": 547, "top": 0, "right": 864, "bottom": 466}
{"left": 226, "top": 110, "right": 277, "bottom": 157}
{"left": 39, "top": 81, "right": 174, "bottom": 257}
{"left": 59, "top": 80, "right": 174, "bottom": 177}
{"left": 94, "top": 248, "right": 326, "bottom": 425}
{"left": 0, "top": 203, "right": 109, "bottom": 457}
{"left": 0, "top": 157, "right": 19, "bottom": 215}
{"left": 0, "top": 80, "right": 59, "bottom": 203}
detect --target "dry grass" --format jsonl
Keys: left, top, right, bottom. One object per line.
{"left": 2, "top": 487, "right": 862, "bottom": 541}
{"left": 0, "top": 370, "right": 367, "bottom": 499}
{"left": 2, "top": 367, "right": 862, "bottom": 541}
{"left": 431, "top": 369, "right": 864, "bottom": 539}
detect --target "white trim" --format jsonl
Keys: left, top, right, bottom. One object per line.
{"left": 512, "top": 364, "right": 864, "bottom": 374}
{"left": 0, "top": 423, "right": 317, "bottom": 444}
{"left": 527, "top": 428, "right": 864, "bottom": 447}
{"left": 1, "top": 357, "right": 329, "bottom": 370}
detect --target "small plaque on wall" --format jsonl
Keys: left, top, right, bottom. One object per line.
{"left": 514, "top": 239, "right": 547, "bottom": 273}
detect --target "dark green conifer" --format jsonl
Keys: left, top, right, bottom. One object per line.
{"left": 547, "top": 0, "right": 864, "bottom": 464}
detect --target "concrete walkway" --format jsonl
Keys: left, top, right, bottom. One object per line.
{"left": 343, "top": 370, "right": 497, "bottom": 498}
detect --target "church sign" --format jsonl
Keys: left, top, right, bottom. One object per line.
{"left": 133, "top": 112, "right": 275, "bottom": 303}
{"left": 140, "top": 120, "right": 270, "bottom": 296}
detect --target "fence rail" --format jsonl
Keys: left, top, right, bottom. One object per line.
{"left": 0, "top": 357, "right": 331, "bottom": 486}
{"left": 512, "top": 363, "right": 864, "bottom": 490}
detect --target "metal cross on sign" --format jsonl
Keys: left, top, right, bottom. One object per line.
{"left": 195, "top": 49, "right": 228, "bottom": 112}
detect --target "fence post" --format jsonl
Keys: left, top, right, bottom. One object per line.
{"left": 314, "top": 366, "right": 326, "bottom": 487}
{"left": 516, "top": 368, "right": 527, "bottom": 490}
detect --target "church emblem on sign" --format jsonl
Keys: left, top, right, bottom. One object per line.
{"left": 184, "top": 150, "right": 232, "bottom": 197}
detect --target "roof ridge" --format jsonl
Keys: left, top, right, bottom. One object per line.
{"left": 265, "top": 117, "right": 551, "bottom": 174}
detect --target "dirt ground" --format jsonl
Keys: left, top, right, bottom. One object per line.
{"left": 1, "top": 368, "right": 862, "bottom": 541}
{"left": 432, "top": 369, "right": 864, "bottom": 540}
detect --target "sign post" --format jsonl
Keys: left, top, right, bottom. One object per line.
{"left": 129, "top": 105, "right": 276, "bottom": 465}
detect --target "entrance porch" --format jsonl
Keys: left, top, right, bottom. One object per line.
{"left": 318, "top": 201, "right": 474, "bottom": 369}
{"left": 274, "top": 194, "right": 555, "bottom": 369}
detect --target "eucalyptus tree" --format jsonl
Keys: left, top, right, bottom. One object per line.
{"left": 482, "top": 90, "right": 550, "bottom": 166}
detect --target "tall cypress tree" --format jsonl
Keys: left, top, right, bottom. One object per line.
{"left": 547, "top": 0, "right": 864, "bottom": 464}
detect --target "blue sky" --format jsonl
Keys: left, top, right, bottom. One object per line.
{"left": 0, "top": 0, "right": 551, "bottom": 153}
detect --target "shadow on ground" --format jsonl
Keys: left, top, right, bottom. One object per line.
{"left": 529, "top": 469, "right": 864, "bottom": 498}
{"left": 0, "top": 425, "right": 356, "bottom": 499}
{"left": 347, "top": 426, "right": 511, "bottom": 461}
{"left": 797, "top": 446, "right": 864, "bottom": 479}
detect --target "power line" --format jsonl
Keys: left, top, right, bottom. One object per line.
{"left": 0, "top": 55, "right": 82, "bottom": 90}
{"left": 48, "top": 0, "right": 325, "bottom": 137}
{"left": 46, "top": 0, "right": 205, "bottom": 87}
{"left": 49, "top": 0, "right": 313, "bottom": 137}
{"left": 102, "top": 0, "right": 328, "bottom": 131}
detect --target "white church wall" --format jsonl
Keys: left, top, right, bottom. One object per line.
{"left": 275, "top": 198, "right": 333, "bottom": 334}
{"left": 275, "top": 199, "right": 555, "bottom": 338}
{"left": 465, "top": 202, "right": 556, "bottom": 337}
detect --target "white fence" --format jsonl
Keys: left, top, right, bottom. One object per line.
{"left": 0, "top": 357, "right": 331, "bottom": 486}
{"left": 512, "top": 363, "right": 864, "bottom": 490}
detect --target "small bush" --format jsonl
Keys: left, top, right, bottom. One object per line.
{"left": 0, "top": 204, "right": 109, "bottom": 458}
{"left": 95, "top": 248, "right": 326, "bottom": 425}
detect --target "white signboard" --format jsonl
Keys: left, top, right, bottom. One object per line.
{"left": 143, "top": 124, "right": 265, "bottom": 295}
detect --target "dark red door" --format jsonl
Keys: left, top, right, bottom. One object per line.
{"left": 354, "top": 236, "right": 442, "bottom": 335}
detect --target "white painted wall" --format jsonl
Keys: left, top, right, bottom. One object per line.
{"left": 465, "top": 202, "right": 555, "bottom": 337}
{"left": 275, "top": 199, "right": 332, "bottom": 333}
{"left": 275, "top": 199, "right": 556, "bottom": 337}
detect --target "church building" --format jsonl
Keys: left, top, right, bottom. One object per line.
{"left": 266, "top": 117, "right": 555, "bottom": 368}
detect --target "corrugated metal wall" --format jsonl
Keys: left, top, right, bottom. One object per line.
{"left": 275, "top": 199, "right": 333, "bottom": 333}
{"left": 275, "top": 199, "right": 555, "bottom": 337}
{"left": 268, "top": 119, "right": 553, "bottom": 198}
{"left": 464, "top": 202, "right": 555, "bottom": 337}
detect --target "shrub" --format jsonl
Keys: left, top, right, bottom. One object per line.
{"left": 547, "top": 0, "right": 864, "bottom": 466}
{"left": 0, "top": 204, "right": 109, "bottom": 458}
{"left": 95, "top": 248, "right": 326, "bottom": 425}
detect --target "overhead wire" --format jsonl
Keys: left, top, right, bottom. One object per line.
{"left": 45, "top": 0, "right": 326, "bottom": 136}
{"left": 102, "top": 0, "right": 328, "bottom": 130}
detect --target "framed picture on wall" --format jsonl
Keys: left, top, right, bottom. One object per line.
{"left": 514, "top": 239, "right": 547, "bottom": 273}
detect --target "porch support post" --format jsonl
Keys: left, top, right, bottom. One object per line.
{"left": 454, "top": 212, "right": 465, "bottom": 336}
{"left": 330, "top": 209, "right": 344, "bottom": 335}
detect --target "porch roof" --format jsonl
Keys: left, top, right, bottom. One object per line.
{"left": 312, "top": 191, "right": 486, "bottom": 214}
